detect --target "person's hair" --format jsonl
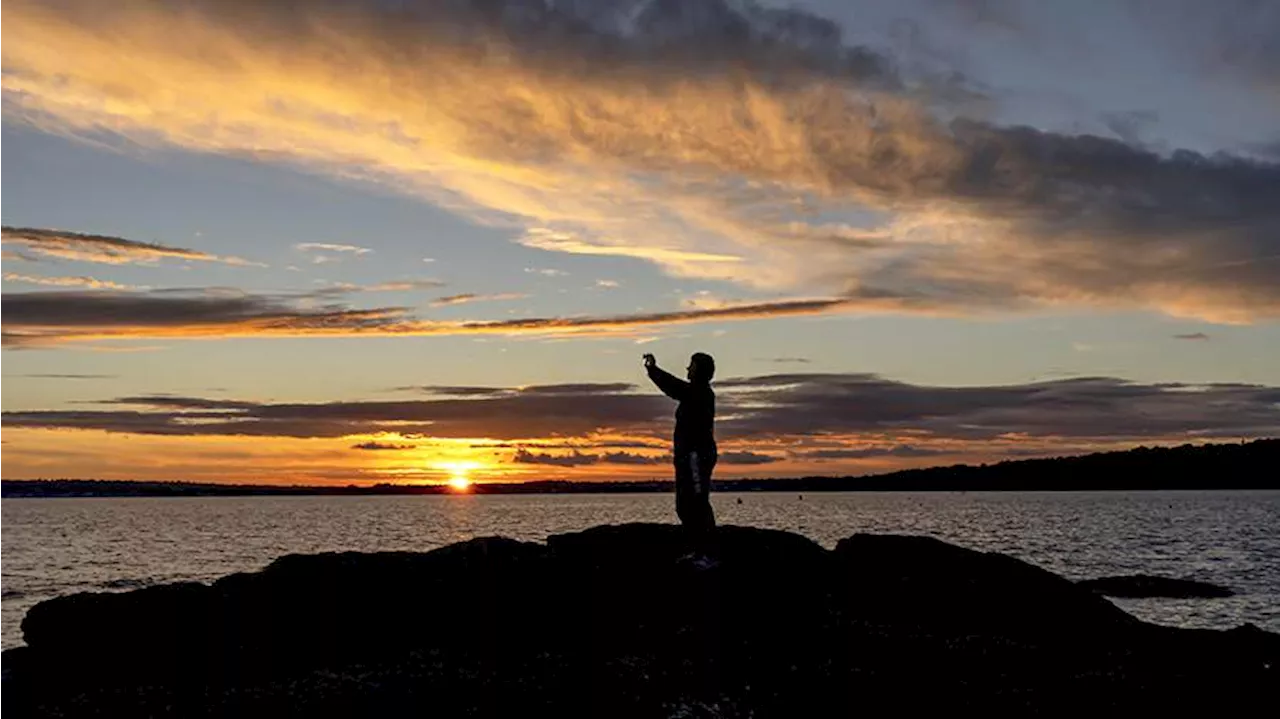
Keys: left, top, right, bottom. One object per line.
{"left": 690, "top": 352, "right": 715, "bottom": 382}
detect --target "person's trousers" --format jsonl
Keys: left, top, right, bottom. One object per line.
{"left": 674, "top": 448, "right": 717, "bottom": 546}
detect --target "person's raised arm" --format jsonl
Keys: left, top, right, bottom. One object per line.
{"left": 643, "top": 353, "right": 689, "bottom": 401}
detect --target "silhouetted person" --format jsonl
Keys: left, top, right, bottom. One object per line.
{"left": 643, "top": 352, "right": 717, "bottom": 567}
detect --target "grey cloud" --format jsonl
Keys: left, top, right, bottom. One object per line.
{"left": 512, "top": 449, "right": 601, "bottom": 467}
{"left": 1, "top": 290, "right": 412, "bottom": 347}
{"left": 407, "top": 386, "right": 513, "bottom": 397}
{"left": 718, "top": 450, "right": 782, "bottom": 465}
{"left": 5, "top": 373, "right": 1278, "bottom": 445}
{"left": 756, "top": 357, "right": 812, "bottom": 364}
{"left": 511, "top": 448, "right": 666, "bottom": 466}
{"left": 403, "top": 383, "right": 635, "bottom": 396}
{"left": 1173, "top": 332, "right": 1211, "bottom": 341}
{"left": 1, "top": 290, "right": 858, "bottom": 347}
{"left": 518, "top": 383, "right": 636, "bottom": 395}
{"left": 1101, "top": 110, "right": 1159, "bottom": 146}
{"left": 430, "top": 293, "right": 527, "bottom": 307}
{"left": 799, "top": 444, "right": 946, "bottom": 460}
{"left": 351, "top": 441, "right": 417, "bottom": 451}
{"left": 602, "top": 451, "right": 668, "bottom": 465}
{"left": 11, "top": 373, "right": 118, "bottom": 380}
{"left": 717, "top": 374, "right": 1280, "bottom": 441}
{"left": 2, "top": 226, "right": 257, "bottom": 266}
{"left": 6, "top": 363, "right": 1276, "bottom": 450}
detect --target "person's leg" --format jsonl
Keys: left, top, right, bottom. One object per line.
{"left": 674, "top": 451, "right": 694, "bottom": 528}
{"left": 697, "top": 451, "right": 717, "bottom": 532}
{"left": 682, "top": 451, "right": 716, "bottom": 556}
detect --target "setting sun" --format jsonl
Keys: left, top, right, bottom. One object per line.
{"left": 436, "top": 460, "right": 481, "bottom": 491}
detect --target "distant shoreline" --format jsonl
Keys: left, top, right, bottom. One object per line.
{"left": 4, "top": 439, "right": 1276, "bottom": 497}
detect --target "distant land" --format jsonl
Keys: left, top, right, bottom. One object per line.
{"left": 3, "top": 439, "right": 1276, "bottom": 498}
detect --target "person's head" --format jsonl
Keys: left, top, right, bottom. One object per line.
{"left": 687, "top": 352, "right": 716, "bottom": 383}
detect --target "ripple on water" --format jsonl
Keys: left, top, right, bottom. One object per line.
{"left": 3, "top": 490, "right": 1278, "bottom": 648}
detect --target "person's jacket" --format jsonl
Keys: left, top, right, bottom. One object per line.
{"left": 646, "top": 365, "right": 716, "bottom": 454}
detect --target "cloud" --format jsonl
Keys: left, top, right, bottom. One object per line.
{"left": 1173, "top": 332, "right": 1211, "bottom": 341}
{"left": 430, "top": 292, "right": 528, "bottom": 307}
{"left": 798, "top": 444, "right": 946, "bottom": 460}
{"left": 4, "top": 272, "right": 139, "bottom": 290}
{"left": 10, "top": 373, "right": 117, "bottom": 380}
{"left": 1, "top": 290, "right": 865, "bottom": 347}
{"left": 405, "top": 386, "right": 512, "bottom": 397}
{"left": 309, "top": 279, "right": 448, "bottom": 296}
{"left": 511, "top": 449, "right": 601, "bottom": 467}
{"left": 0, "top": 290, "right": 410, "bottom": 347}
{"left": 517, "top": 383, "right": 636, "bottom": 395}
{"left": 2, "top": 226, "right": 260, "bottom": 267}
{"left": 3, "top": 0, "right": 1279, "bottom": 321}
{"left": 518, "top": 228, "right": 742, "bottom": 271}
{"left": 718, "top": 450, "right": 782, "bottom": 465}
{"left": 294, "top": 243, "right": 372, "bottom": 255}
{"left": 7, "top": 374, "right": 1275, "bottom": 449}
{"left": 398, "top": 382, "right": 636, "bottom": 397}
{"left": 291, "top": 241, "right": 371, "bottom": 253}
{"left": 370, "top": 279, "right": 447, "bottom": 292}
{"left": 715, "top": 374, "right": 1280, "bottom": 441}
{"left": 295, "top": 242, "right": 373, "bottom": 265}
{"left": 511, "top": 448, "right": 667, "bottom": 467}
{"left": 350, "top": 441, "right": 416, "bottom": 451}
{"left": 596, "top": 280, "right": 620, "bottom": 288}
{"left": 524, "top": 268, "right": 570, "bottom": 277}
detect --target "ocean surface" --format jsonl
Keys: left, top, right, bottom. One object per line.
{"left": 3, "top": 490, "right": 1279, "bottom": 648}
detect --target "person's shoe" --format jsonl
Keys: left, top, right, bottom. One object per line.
{"left": 677, "top": 552, "right": 720, "bottom": 571}
{"left": 690, "top": 554, "right": 720, "bottom": 571}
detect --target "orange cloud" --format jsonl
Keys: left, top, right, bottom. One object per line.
{"left": 4, "top": 272, "right": 140, "bottom": 290}
{"left": 4, "top": 1, "right": 1278, "bottom": 321}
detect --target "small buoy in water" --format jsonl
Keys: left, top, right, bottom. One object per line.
{"left": 736, "top": 497, "right": 743, "bottom": 505}
{"left": 798, "top": 494, "right": 804, "bottom": 501}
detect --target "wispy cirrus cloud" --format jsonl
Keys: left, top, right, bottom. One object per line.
{"left": 9, "top": 373, "right": 118, "bottom": 380}
{"left": 4, "top": 0, "right": 1279, "bottom": 321}
{"left": 294, "top": 242, "right": 374, "bottom": 264}
{"left": 2, "top": 226, "right": 260, "bottom": 267}
{"left": 3, "top": 272, "right": 140, "bottom": 290}
{"left": 312, "top": 279, "right": 447, "bottom": 295}
{"left": 430, "top": 292, "right": 528, "bottom": 307}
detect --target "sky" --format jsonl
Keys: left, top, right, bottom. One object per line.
{"left": 2, "top": 0, "right": 1279, "bottom": 485}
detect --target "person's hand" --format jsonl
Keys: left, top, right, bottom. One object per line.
{"left": 642, "top": 353, "right": 656, "bottom": 369}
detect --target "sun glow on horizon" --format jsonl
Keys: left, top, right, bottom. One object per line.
{"left": 437, "top": 460, "right": 481, "bottom": 492}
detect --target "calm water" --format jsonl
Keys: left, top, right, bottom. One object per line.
{"left": 3, "top": 491, "right": 1279, "bottom": 648}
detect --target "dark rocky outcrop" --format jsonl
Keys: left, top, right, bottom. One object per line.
{"left": 4, "top": 524, "right": 1277, "bottom": 717}
{"left": 1079, "top": 574, "right": 1235, "bottom": 598}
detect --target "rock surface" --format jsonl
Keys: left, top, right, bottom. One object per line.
{"left": 1078, "top": 574, "right": 1235, "bottom": 598}
{"left": 4, "top": 523, "right": 1277, "bottom": 717}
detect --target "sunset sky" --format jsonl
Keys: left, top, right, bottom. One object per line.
{"left": 3, "top": 0, "right": 1279, "bottom": 485}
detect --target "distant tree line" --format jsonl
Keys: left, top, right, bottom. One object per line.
{"left": 2, "top": 439, "right": 1275, "bottom": 498}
